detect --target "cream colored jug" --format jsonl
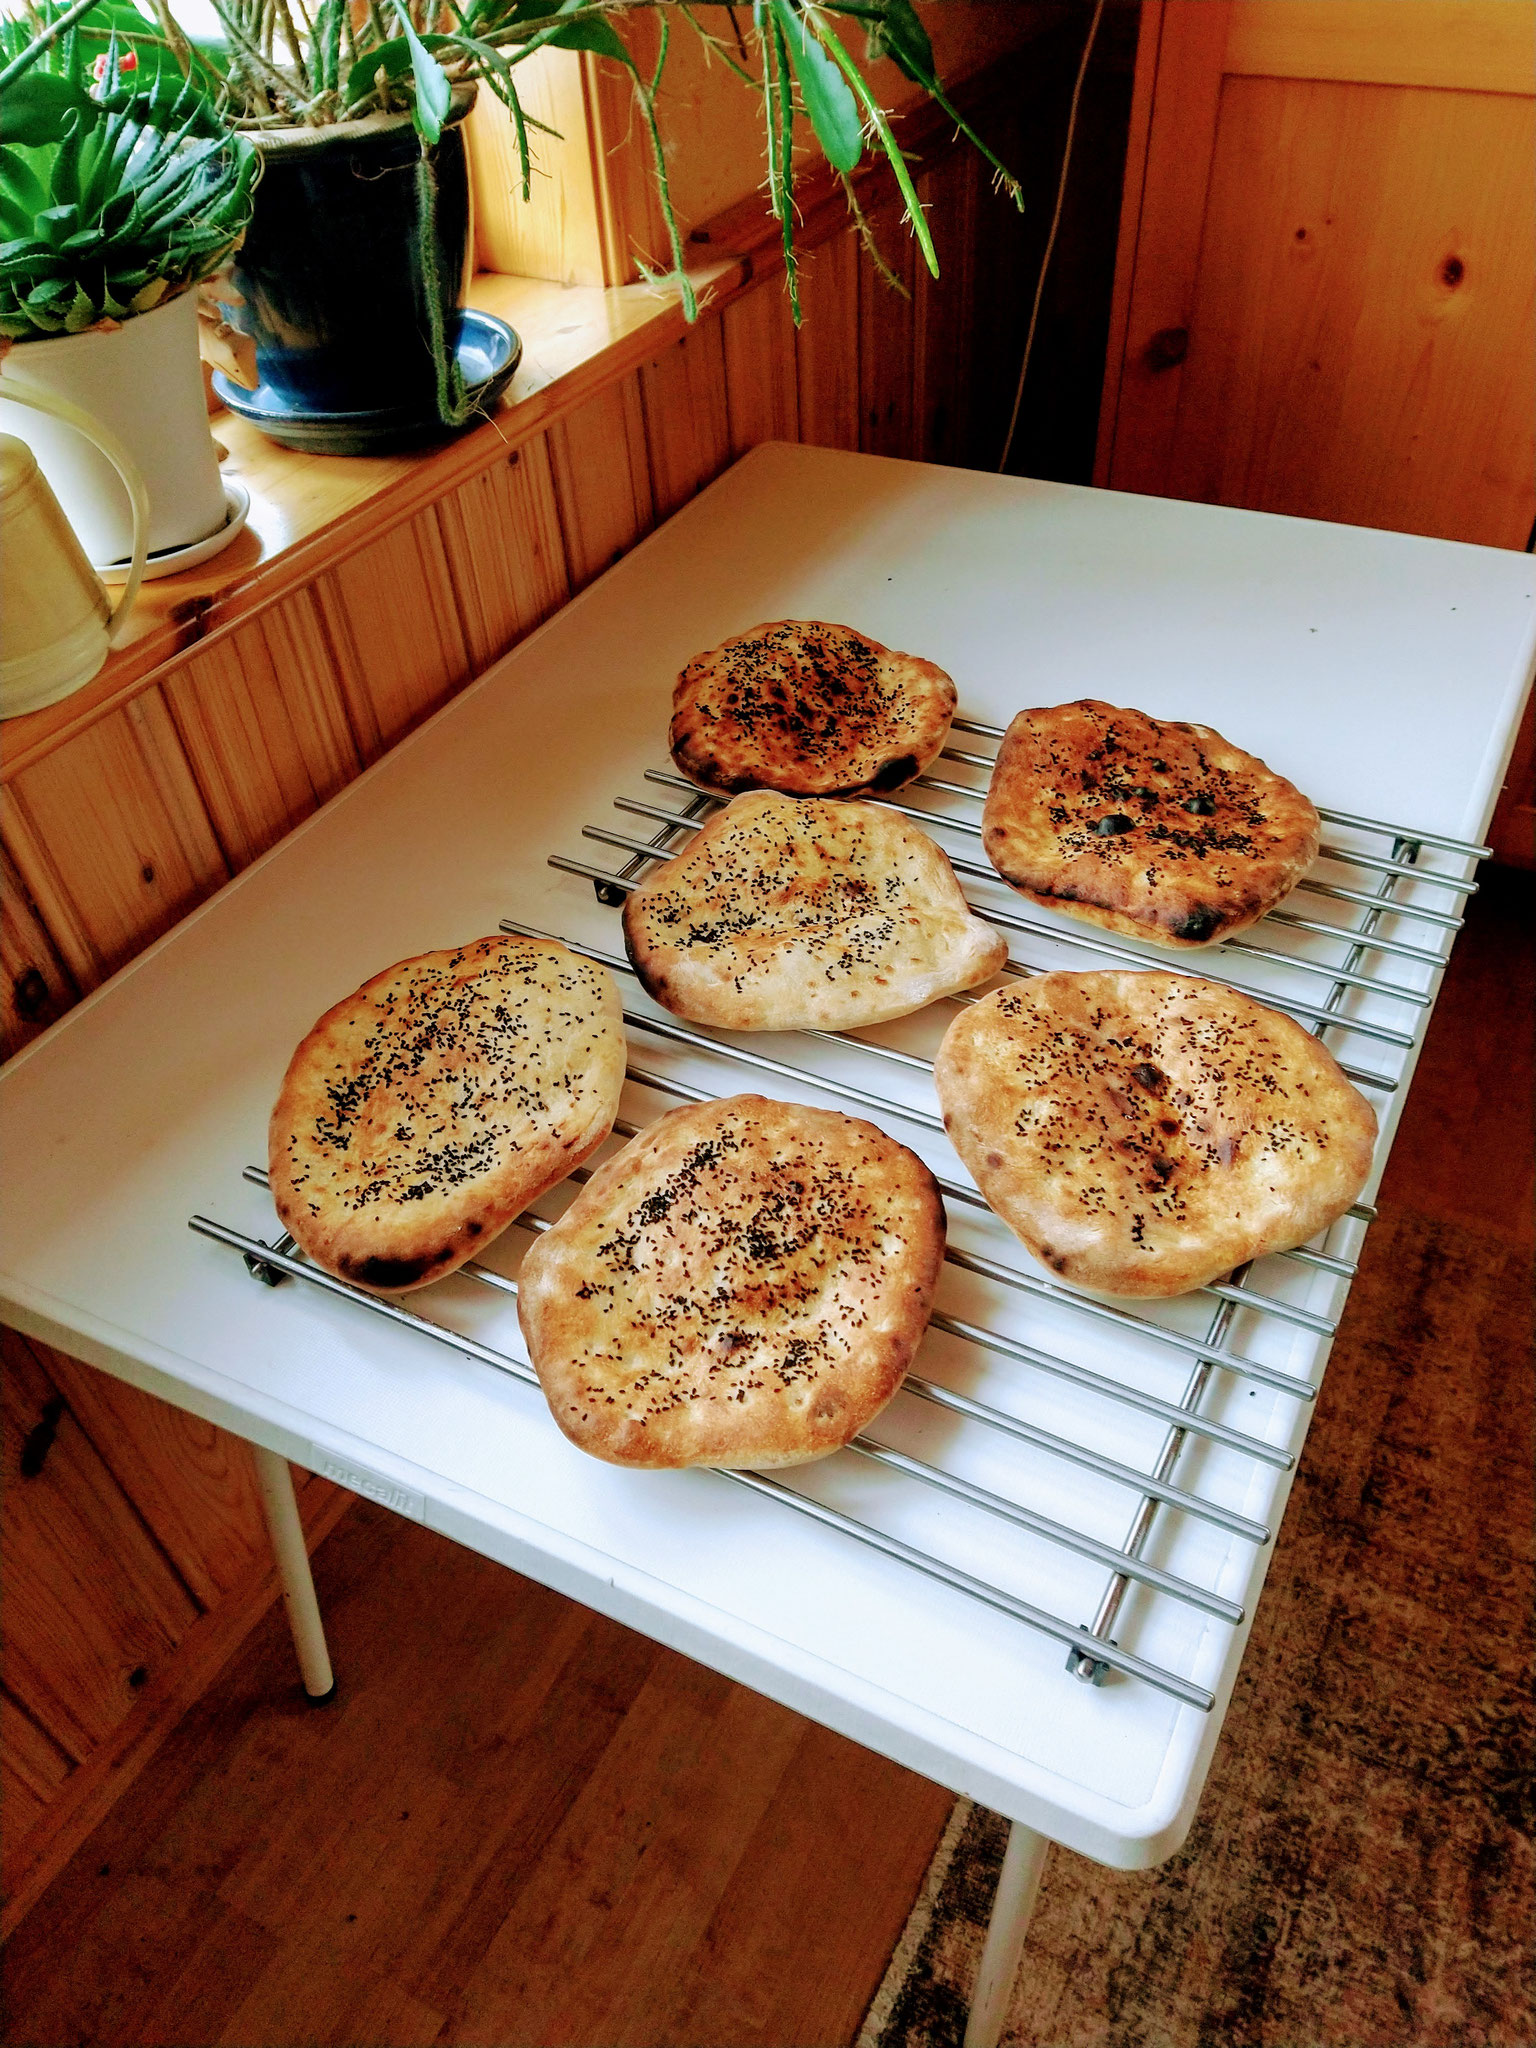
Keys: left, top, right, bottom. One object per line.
{"left": 0, "top": 376, "right": 149, "bottom": 719}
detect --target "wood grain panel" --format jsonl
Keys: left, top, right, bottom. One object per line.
{"left": 1165, "top": 75, "right": 1536, "bottom": 546}
{"left": 435, "top": 436, "right": 572, "bottom": 673}
{"left": 38, "top": 1344, "right": 266, "bottom": 1610}
{"left": 638, "top": 321, "right": 732, "bottom": 521}
{"left": 547, "top": 375, "right": 656, "bottom": 589}
{"left": 794, "top": 229, "right": 861, "bottom": 452}
{"left": 160, "top": 593, "right": 361, "bottom": 875}
{"left": 315, "top": 510, "right": 472, "bottom": 761}
{"left": 722, "top": 276, "right": 800, "bottom": 457}
{"left": 914, "top": 154, "right": 979, "bottom": 466}
{"left": 0, "top": 842, "right": 79, "bottom": 1063}
{"left": 1101, "top": 0, "right": 1234, "bottom": 495}
{"left": 2, "top": 1689, "right": 74, "bottom": 1828}
{"left": 1, "top": 1330, "right": 198, "bottom": 1763}
{"left": 1224, "top": 0, "right": 1536, "bottom": 95}
{"left": 465, "top": 51, "right": 608, "bottom": 286}
{"left": 858, "top": 201, "right": 920, "bottom": 458}
{"left": 1, "top": 691, "right": 229, "bottom": 990}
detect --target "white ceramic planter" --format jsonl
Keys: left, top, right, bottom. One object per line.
{"left": 0, "top": 287, "right": 238, "bottom": 571}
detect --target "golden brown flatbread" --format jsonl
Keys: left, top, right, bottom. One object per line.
{"left": 934, "top": 972, "right": 1376, "bottom": 1297}
{"left": 517, "top": 1094, "right": 945, "bottom": 1468}
{"left": 669, "top": 620, "right": 955, "bottom": 798}
{"left": 622, "top": 791, "right": 1007, "bottom": 1031}
{"left": 982, "top": 701, "right": 1320, "bottom": 948}
{"left": 269, "top": 937, "right": 625, "bottom": 1294}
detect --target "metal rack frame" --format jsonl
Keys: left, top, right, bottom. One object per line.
{"left": 191, "top": 714, "right": 1488, "bottom": 1714}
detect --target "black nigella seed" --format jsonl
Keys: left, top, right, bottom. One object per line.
{"left": 1184, "top": 795, "right": 1216, "bottom": 815}
{"left": 1093, "top": 814, "right": 1135, "bottom": 836}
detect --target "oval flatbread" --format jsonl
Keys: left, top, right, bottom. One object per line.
{"left": 517, "top": 1094, "right": 946, "bottom": 1468}
{"left": 669, "top": 620, "right": 956, "bottom": 798}
{"left": 934, "top": 972, "right": 1376, "bottom": 1297}
{"left": 622, "top": 791, "right": 1007, "bottom": 1031}
{"left": 982, "top": 701, "right": 1320, "bottom": 947}
{"left": 269, "top": 936, "right": 625, "bottom": 1294}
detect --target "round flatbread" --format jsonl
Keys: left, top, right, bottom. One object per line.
{"left": 517, "top": 1094, "right": 946, "bottom": 1468}
{"left": 669, "top": 620, "right": 956, "bottom": 798}
{"left": 982, "top": 701, "right": 1320, "bottom": 947}
{"left": 934, "top": 972, "right": 1376, "bottom": 1297}
{"left": 622, "top": 790, "right": 1007, "bottom": 1031}
{"left": 269, "top": 936, "right": 625, "bottom": 1294}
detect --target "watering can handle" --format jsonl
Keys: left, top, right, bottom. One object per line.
{"left": 0, "top": 370, "right": 151, "bottom": 646}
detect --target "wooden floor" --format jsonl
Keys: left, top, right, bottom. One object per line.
{"left": 3, "top": 866, "right": 1530, "bottom": 2048}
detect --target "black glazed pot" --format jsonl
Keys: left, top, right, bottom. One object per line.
{"left": 212, "top": 91, "right": 518, "bottom": 452}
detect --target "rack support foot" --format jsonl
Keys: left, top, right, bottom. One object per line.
{"left": 963, "top": 1821, "right": 1050, "bottom": 2048}
{"left": 253, "top": 1445, "right": 335, "bottom": 1700}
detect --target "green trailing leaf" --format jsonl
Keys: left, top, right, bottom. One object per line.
{"left": 769, "top": 0, "right": 861, "bottom": 174}
{"left": 812, "top": 11, "right": 938, "bottom": 276}
{"left": 394, "top": 5, "right": 451, "bottom": 144}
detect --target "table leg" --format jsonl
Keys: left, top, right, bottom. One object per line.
{"left": 963, "top": 1821, "right": 1050, "bottom": 2048}
{"left": 252, "top": 1446, "right": 336, "bottom": 1701}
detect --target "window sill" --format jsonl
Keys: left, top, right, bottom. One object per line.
{"left": 1, "top": 257, "right": 745, "bottom": 782}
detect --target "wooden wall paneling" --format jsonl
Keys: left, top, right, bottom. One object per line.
{"left": 435, "top": 436, "right": 573, "bottom": 674}
{"left": 158, "top": 593, "right": 362, "bottom": 877}
{"left": 1163, "top": 76, "right": 1536, "bottom": 547}
{"left": 857, "top": 201, "right": 919, "bottom": 458}
{"left": 315, "top": 509, "right": 473, "bottom": 761}
{"left": 1097, "top": 0, "right": 1233, "bottom": 495}
{"left": 1, "top": 1689, "right": 73, "bottom": 1844}
{"left": 721, "top": 275, "right": 801, "bottom": 459}
{"left": 794, "top": 229, "right": 861, "bottom": 453}
{"left": 1223, "top": 0, "right": 1536, "bottom": 96}
{"left": 0, "top": 692, "right": 230, "bottom": 992}
{"left": 0, "top": 1329, "right": 199, "bottom": 1762}
{"left": 465, "top": 51, "right": 609, "bottom": 287}
{"left": 913, "top": 153, "right": 979, "bottom": 466}
{"left": 638, "top": 321, "right": 732, "bottom": 522}
{"left": 0, "top": 842, "right": 79, "bottom": 1063}
{"left": 547, "top": 375, "right": 656, "bottom": 590}
{"left": 36, "top": 1340, "right": 267, "bottom": 1610}
{"left": 1094, "top": 0, "right": 1163, "bottom": 485}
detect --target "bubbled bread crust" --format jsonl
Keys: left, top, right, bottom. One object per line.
{"left": 623, "top": 791, "right": 1007, "bottom": 1032}
{"left": 982, "top": 701, "right": 1320, "bottom": 948}
{"left": 669, "top": 620, "right": 956, "bottom": 798}
{"left": 517, "top": 1095, "right": 945, "bottom": 1468}
{"left": 269, "top": 937, "right": 624, "bottom": 1294}
{"left": 934, "top": 972, "right": 1377, "bottom": 1298}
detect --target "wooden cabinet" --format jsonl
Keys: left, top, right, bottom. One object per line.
{"left": 1096, "top": 0, "right": 1535, "bottom": 863}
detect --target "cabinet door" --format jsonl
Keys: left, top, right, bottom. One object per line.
{"left": 1098, "top": 0, "right": 1536, "bottom": 550}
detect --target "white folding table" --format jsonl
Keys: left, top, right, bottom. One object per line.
{"left": 3, "top": 446, "right": 1532, "bottom": 2046}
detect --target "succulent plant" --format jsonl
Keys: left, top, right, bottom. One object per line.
{"left": 0, "top": 4, "right": 257, "bottom": 340}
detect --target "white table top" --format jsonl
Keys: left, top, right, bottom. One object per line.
{"left": 3, "top": 445, "right": 1532, "bottom": 1870}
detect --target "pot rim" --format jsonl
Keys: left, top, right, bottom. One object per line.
{"left": 249, "top": 82, "right": 477, "bottom": 155}
{"left": 0, "top": 279, "right": 198, "bottom": 356}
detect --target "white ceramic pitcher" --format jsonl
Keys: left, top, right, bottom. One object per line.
{"left": 0, "top": 376, "right": 149, "bottom": 719}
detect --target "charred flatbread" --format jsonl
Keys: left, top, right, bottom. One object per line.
{"left": 517, "top": 1094, "right": 945, "bottom": 1468}
{"left": 669, "top": 620, "right": 955, "bottom": 798}
{"left": 982, "top": 701, "right": 1320, "bottom": 947}
{"left": 623, "top": 791, "right": 1007, "bottom": 1031}
{"left": 934, "top": 971, "right": 1376, "bottom": 1297}
{"left": 269, "top": 936, "right": 625, "bottom": 1294}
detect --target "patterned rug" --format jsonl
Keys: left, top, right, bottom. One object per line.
{"left": 857, "top": 1207, "right": 1534, "bottom": 2048}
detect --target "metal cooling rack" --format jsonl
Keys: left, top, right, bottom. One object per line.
{"left": 190, "top": 714, "right": 1489, "bottom": 1713}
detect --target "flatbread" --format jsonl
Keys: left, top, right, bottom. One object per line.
{"left": 269, "top": 936, "right": 625, "bottom": 1294}
{"left": 622, "top": 791, "right": 1008, "bottom": 1031}
{"left": 517, "top": 1094, "right": 946, "bottom": 1468}
{"left": 934, "top": 972, "right": 1377, "bottom": 1297}
{"left": 982, "top": 701, "right": 1321, "bottom": 947}
{"left": 669, "top": 620, "right": 956, "bottom": 798}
